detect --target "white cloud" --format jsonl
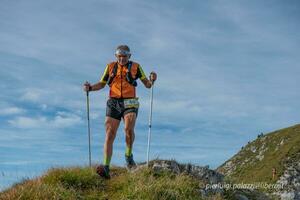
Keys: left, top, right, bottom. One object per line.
{"left": 8, "top": 112, "right": 83, "bottom": 129}
{"left": 0, "top": 107, "right": 25, "bottom": 115}
{"left": 8, "top": 116, "right": 47, "bottom": 129}
{"left": 21, "top": 89, "right": 43, "bottom": 102}
{"left": 52, "top": 111, "right": 83, "bottom": 128}
{"left": 19, "top": 86, "right": 94, "bottom": 111}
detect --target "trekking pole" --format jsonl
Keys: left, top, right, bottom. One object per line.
{"left": 86, "top": 88, "right": 92, "bottom": 168}
{"left": 147, "top": 82, "right": 155, "bottom": 167}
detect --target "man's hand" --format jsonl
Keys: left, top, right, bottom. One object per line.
{"left": 142, "top": 71, "right": 158, "bottom": 88}
{"left": 149, "top": 71, "right": 157, "bottom": 82}
{"left": 83, "top": 81, "right": 92, "bottom": 92}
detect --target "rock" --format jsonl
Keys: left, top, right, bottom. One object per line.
{"left": 147, "top": 160, "right": 225, "bottom": 197}
{"left": 152, "top": 163, "right": 163, "bottom": 172}
{"left": 280, "top": 191, "right": 295, "bottom": 200}
{"left": 136, "top": 160, "right": 269, "bottom": 199}
{"left": 151, "top": 160, "right": 180, "bottom": 174}
{"left": 274, "top": 160, "right": 300, "bottom": 199}
{"left": 235, "top": 194, "right": 249, "bottom": 200}
{"left": 256, "top": 154, "right": 264, "bottom": 161}
{"left": 185, "top": 165, "right": 224, "bottom": 184}
{"left": 149, "top": 160, "right": 224, "bottom": 184}
{"left": 199, "top": 189, "right": 207, "bottom": 198}
{"left": 250, "top": 146, "right": 256, "bottom": 153}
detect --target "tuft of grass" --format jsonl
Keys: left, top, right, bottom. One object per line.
{"left": 0, "top": 166, "right": 107, "bottom": 200}
{"left": 107, "top": 166, "right": 202, "bottom": 200}
{"left": 42, "top": 166, "right": 105, "bottom": 191}
{"left": 0, "top": 178, "right": 77, "bottom": 200}
{"left": 0, "top": 164, "right": 208, "bottom": 200}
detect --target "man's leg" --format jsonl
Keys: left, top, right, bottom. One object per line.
{"left": 103, "top": 116, "right": 120, "bottom": 167}
{"left": 124, "top": 112, "right": 137, "bottom": 168}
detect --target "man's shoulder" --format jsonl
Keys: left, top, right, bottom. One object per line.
{"left": 131, "top": 61, "right": 141, "bottom": 68}
{"left": 106, "top": 61, "right": 141, "bottom": 67}
{"left": 107, "top": 61, "right": 117, "bottom": 66}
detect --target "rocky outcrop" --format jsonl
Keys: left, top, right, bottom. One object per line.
{"left": 274, "top": 161, "right": 300, "bottom": 200}
{"left": 217, "top": 124, "right": 300, "bottom": 200}
{"left": 133, "top": 159, "right": 224, "bottom": 197}
{"left": 148, "top": 159, "right": 224, "bottom": 184}
{"left": 135, "top": 159, "right": 269, "bottom": 199}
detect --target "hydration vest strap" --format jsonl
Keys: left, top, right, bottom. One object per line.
{"left": 126, "top": 61, "right": 137, "bottom": 87}
{"left": 107, "top": 62, "right": 118, "bottom": 86}
{"left": 107, "top": 61, "right": 137, "bottom": 87}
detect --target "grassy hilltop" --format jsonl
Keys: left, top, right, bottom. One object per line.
{"left": 0, "top": 164, "right": 205, "bottom": 200}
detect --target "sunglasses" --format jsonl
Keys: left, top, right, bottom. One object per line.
{"left": 116, "top": 55, "right": 129, "bottom": 58}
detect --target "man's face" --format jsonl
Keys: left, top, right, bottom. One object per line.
{"left": 116, "top": 54, "right": 130, "bottom": 66}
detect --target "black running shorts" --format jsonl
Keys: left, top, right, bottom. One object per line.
{"left": 106, "top": 98, "right": 138, "bottom": 120}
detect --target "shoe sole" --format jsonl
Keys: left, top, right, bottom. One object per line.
{"left": 96, "top": 165, "right": 111, "bottom": 179}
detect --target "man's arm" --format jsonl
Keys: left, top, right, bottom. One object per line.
{"left": 90, "top": 82, "right": 106, "bottom": 91}
{"left": 141, "top": 78, "right": 153, "bottom": 88}
{"left": 83, "top": 81, "right": 106, "bottom": 92}
{"left": 141, "top": 71, "right": 157, "bottom": 88}
{"left": 137, "top": 65, "right": 157, "bottom": 88}
{"left": 83, "top": 64, "right": 109, "bottom": 92}
{"left": 91, "top": 64, "right": 110, "bottom": 90}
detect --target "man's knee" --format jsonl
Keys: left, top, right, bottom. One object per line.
{"left": 105, "top": 131, "right": 116, "bottom": 143}
{"left": 105, "top": 119, "right": 118, "bottom": 134}
{"left": 106, "top": 124, "right": 115, "bottom": 133}
{"left": 124, "top": 127, "right": 134, "bottom": 135}
{"left": 105, "top": 124, "right": 117, "bottom": 142}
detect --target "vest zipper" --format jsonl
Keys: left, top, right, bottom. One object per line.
{"left": 121, "top": 65, "right": 123, "bottom": 98}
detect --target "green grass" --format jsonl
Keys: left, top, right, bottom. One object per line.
{"left": 107, "top": 167, "right": 202, "bottom": 200}
{"left": 0, "top": 164, "right": 205, "bottom": 200}
{"left": 0, "top": 167, "right": 106, "bottom": 200}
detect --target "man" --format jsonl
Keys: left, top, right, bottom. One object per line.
{"left": 83, "top": 45, "right": 157, "bottom": 179}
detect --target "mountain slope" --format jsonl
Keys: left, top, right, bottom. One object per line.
{"left": 217, "top": 124, "right": 300, "bottom": 199}
{"left": 217, "top": 124, "right": 300, "bottom": 183}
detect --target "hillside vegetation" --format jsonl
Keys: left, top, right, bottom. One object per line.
{"left": 217, "top": 124, "right": 300, "bottom": 184}
{"left": 0, "top": 164, "right": 205, "bottom": 200}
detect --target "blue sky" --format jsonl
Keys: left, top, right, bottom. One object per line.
{"left": 1, "top": 0, "right": 300, "bottom": 190}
